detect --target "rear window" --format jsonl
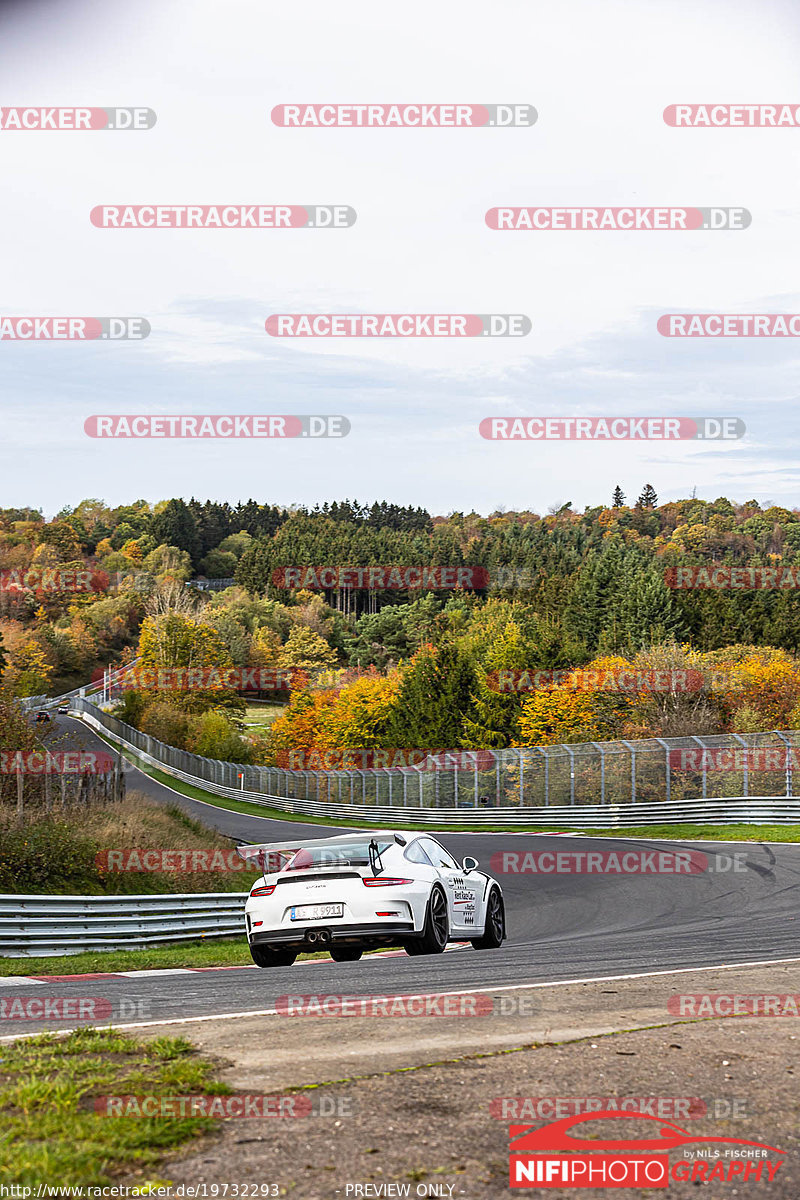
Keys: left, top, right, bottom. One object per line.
{"left": 285, "top": 840, "right": 393, "bottom": 870}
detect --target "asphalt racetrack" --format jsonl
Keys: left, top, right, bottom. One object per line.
{"left": 4, "top": 713, "right": 800, "bottom": 1035}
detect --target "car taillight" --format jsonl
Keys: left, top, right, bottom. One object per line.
{"left": 362, "top": 877, "right": 413, "bottom": 887}
{"left": 250, "top": 883, "right": 276, "bottom": 897}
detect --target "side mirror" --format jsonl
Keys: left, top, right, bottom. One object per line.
{"left": 462, "top": 856, "right": 479, "bottom": 874}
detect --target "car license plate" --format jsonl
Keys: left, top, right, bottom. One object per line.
{"left": 290, "top": 903, "right": 343, "bottom": 921}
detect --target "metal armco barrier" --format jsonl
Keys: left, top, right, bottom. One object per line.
{"left": 69, "top": 697, "right": 800, "bottom": 819}
{"left": 17, "top": 661, "right": 139, "bottom": 712}
{"left": 0, "top": 892, "right": 248, "bottom": 957}
{"left": 66, "top": 707, "right": 800, "bottom": 827}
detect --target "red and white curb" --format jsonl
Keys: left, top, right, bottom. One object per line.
{"left": 0, "top": 944, "right": 468, "bottom": 986}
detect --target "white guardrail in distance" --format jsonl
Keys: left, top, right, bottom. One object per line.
{"left": 0, "top": 893, "right": 248, "bottom": 957}
{"left": 69, "top": 707, "right": 800, "bottom": 827}
{"left": 17, "top": 660, "right": 142, "bottom": 712}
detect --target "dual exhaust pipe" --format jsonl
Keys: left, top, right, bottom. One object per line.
{"left": 305, "top": 929, "right": 332, "bottom": 946}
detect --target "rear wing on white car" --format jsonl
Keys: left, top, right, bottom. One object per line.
{"left": 236, "top": 831, "right": 410, "bottom": 874}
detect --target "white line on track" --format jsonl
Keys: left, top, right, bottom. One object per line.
{"left": 3, "top": 955, "right": 800, "bottom": 1043}
{"left": 115, "top": 969, "right": 196, "bottom": 977}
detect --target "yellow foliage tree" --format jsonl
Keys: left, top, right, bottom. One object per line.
{"left": 517, "top": 656, "right": 636, "bottom": 746}
{"left": 315, "top": 673, "right": 400, "bottom": 751}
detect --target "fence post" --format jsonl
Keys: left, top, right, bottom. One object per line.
{"left": 731, "top": 733, "right": 749, "bottom": 797}
{"left": 591, "top": 743, "right": 606, "bottom": 805}
{"left": 620, "top": 741, "right": 637, "bottom": 803}
{"left": 532, "top": 748, "right": 547, "bottom": 807}
{"left": 775, "top": 731, "right": 792, "bottom": 797}
{"left": 564, "top": 746, "right": 576, "bottom": 805}
{"left": 690, "top": 736, "right": 707, "bottom": 798}
{"left": 653, "top": 738, "right": 670, "bottom": 804}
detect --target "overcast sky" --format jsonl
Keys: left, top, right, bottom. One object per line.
{"left": 1, "top": 0, "right": 800, "bottom": 518}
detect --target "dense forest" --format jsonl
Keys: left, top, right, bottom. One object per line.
{"left": 3, "top": 488, "right": 800, "bottom": 760}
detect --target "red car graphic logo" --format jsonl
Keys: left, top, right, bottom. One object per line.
{"left": 510, "top": 1110, "right": 784, "bottom": 1155}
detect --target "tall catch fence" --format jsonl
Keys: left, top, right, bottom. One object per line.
{"left": 69, "top": 698, "right": 800, "bottom": 809}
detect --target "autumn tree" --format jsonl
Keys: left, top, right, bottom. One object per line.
{"left": 315, "top": 673, "right": 400, "bottom": 750}
{"left": 277, "top": 627, "right": 338, "bottom": 675}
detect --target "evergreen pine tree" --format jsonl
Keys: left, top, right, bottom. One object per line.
{"left": 618, "top": 568, "right": 686, "bottom": 651}
{"left": 151, "top": 499, "right": 201, "bottom": 567}
{"left": 384, "top": 642, "right": 477, "bottom": 748}
{"left": 635, "top": 483, "right": 658, "bottom": 509}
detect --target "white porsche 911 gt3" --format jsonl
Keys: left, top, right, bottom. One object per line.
{"left": 237, "top": 830, "right": 506, "bottom": 967}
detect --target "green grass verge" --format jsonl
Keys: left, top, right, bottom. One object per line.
{"left": 558, "top": 822, "right": 800, "bottom": 842}
{"left": 0, "top": 1026, "right": 225, "bottom": 1188}
{"left": 81, "top": 719, "right": 800, "bottom": 841}
{"left": 0, "top": 938, "right": 252, "bottom": 977}
{"left": 242, "top": 701, "right": 285, "bottom": 734}
{"left": 0, "top": 939, "right": 344, "bottom": 977}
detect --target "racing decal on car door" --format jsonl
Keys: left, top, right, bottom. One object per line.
{"left": 449, "top": 874, "right": 479, "bottom": 929}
